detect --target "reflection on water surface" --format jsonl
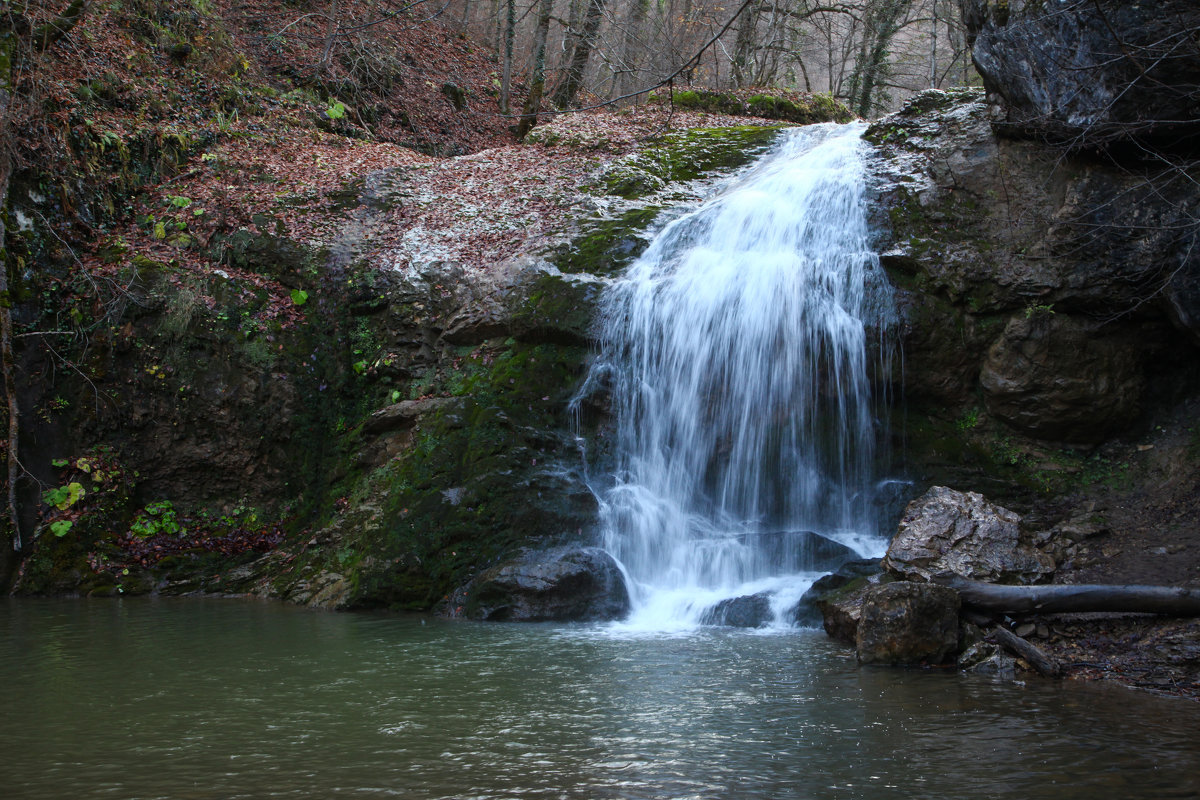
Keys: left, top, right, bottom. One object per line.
{"left": 2, "top": 598, "right": 1198, "bottom": 799}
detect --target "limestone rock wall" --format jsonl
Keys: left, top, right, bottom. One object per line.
{"left": 867, "top": 87, "right": 1199, "bottom": 506}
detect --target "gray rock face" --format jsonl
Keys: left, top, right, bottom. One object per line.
{"left": 883, "top": 486, "right": 1055, "bottom": 584}
{"left": 980, "top": 312, "right": 1142, "bottom": 443}
{"left": 855, "top": 581, "right": 961, "bottom": 665}
{"left": 451, "top": 546, "right": 630, "bottom": 622}
{"left": 867, "top": 89, "right": 1196, "bottom": 450}
{"left": 962, "top": 0, "right": 1200, "bottom": 143}
{"left": 701, "top": 593, "right": 772, "bottom": 628}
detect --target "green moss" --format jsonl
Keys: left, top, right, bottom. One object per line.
{"left": 510, "top": 273, "right": 599, "bottom": 343}
{"left": 672, "top": 89, "right": 745, "bottom": 116}
{"left": 667, "top": 89, "right": 852, "bottom": 124}
{"left": 552, "top": 206, "right": 663, "bottom": 276}
{"left": 746, "top": 92, "right": 853, "bottom": 124}
{"left": 600, "top": 125, "right": 785, "bottom": 199}
{"left": 900, "top": 403, "right": 1134, "bottom": 502}
{"left": 327, "top": 340, "right": 595, "bottom": 609}
{"left": 896, "top": 87, "right": 985, "bottom": 117}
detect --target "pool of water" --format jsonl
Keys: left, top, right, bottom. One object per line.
{"left": 3, "top": 598, "right": 1198, "bottom": 799}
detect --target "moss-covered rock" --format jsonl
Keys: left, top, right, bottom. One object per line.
{"left": 659, "top": 88, "right": 853, "bottom": 125}
{"left": 305, "top": 339, "right": 599, "bottom": 610}
{"left": 551, "top": 206, "right": 664, "bottom": 276}
{"left": 595, "top": 125, "right": 785, "bottom": 199}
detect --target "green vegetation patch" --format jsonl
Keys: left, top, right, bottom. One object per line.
{"left": 659, "top": 89, "right": 853, "bottom": 125}
{"left": 552, "top": 206, "right": 664, "bottom": 275}
{"left": 599, "top": 125, "right": 785, "bottom": 199}
{"left": 322, "top": 340, "right": 596, "bottom": 610}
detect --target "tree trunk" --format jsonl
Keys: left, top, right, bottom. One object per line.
{"left": 987, "top": 625, "right": 1061, "bottom": 677}
{"left": 942, "top": 577, "right": 1200, "bottom": 616}
{"left": 2, "top": 14, "right": 22, "bottom": 553}
{"left": 848, "top": 0, "right": 911, "bottom": 117}
{"left": 550, "top": 0, "right": 607, "bottom": 108}
{"left": 515, "top": 0, "right": 554, "bottom": 139}
{"left": 0, "top": 123, "right": 19, "bottom": 553}
{"left": 730, "top": 0, "right": 761, "bottom": 88}
{"left": 613, "top": 0, "right": 649, "bottom": 101}
{"left": 318, "top": 0, "right": 340, "bottom": 79}
{"left": 499, "top": 0, "right": 515, "bottom": 114}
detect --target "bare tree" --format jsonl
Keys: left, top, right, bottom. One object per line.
{"left": 550, "top": 0, "right": 607, "bottom": 107}
{"left": 516, "top": 0, "right": 553, "bottom": 136}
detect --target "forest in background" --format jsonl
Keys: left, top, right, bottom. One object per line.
{"left": 449, "top": 0, "right": 974, "bottom": 116}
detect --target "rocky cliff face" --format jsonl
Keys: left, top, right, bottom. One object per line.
{"left": 961, "top": 0, "right": 1200, "bottom": 145}
{"left": 860, "top": 1, "right": 1200, "bottom": 628}
{"left": 865, "top": 87, "right": 1199, "bottom": 508}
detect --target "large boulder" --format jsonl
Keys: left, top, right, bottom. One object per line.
{"left": 448, "top": 546, "right": 630, "bottom": 622}
{"left": 883, "top": 486, "right": 1055, "bottom": 584}
{"left": 855, "top": 581, "right": 961, "bottom": 666}
{"left": 814, "top": 574, "right": 886, "bottom": 645}
{"left": 962, "top": 0, "right": 1200, "bottom": 143}
{"left": 792, "top": 558, "right": 883, "bottom": 627}
{"left": 979, "top": 312, "right": 1142, "bottom": 443}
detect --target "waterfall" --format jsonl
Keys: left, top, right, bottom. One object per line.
{"left": 578, "top": 123, "right": 894, "bottom": 630}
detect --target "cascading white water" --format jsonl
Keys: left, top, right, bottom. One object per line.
{"left": 580, "top": 123, "right": 893, "bottom": 630}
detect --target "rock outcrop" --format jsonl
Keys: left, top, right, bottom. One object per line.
{"left": 868, "top": 87, "right": 1198, "bottom": 487}
{"left": 701, "top": 593, "right": 773, "bottom": 628}
{"left": 883, "top": 486, "right": 1055, "bottom": 584}
{"left": 979, "top": 312, "right": 1142, "bottom": 443}
{"left": 962, "top": 0, "right": 1200, "bottom": 143}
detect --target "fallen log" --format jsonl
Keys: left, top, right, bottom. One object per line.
{"left": 937, "top": 577, "right": 1200, "bottom": 616}
{"left": 987, "top": 626, "right": 1061, "bottom": 678}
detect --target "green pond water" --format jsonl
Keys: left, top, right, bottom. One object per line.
{"left": 2, "top": 597, "right": 1198, "bottom": 799}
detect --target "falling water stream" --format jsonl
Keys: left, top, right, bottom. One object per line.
{"left": 583, "top": 123, "right": 893, "bottom": 628}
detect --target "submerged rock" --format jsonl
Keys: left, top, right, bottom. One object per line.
{"left": 855, "top": 581, "right": 961, "bottom": 666}
{"left": 701, "top": 593, "right": 772, "bottom": 628}
{"left": 883, "top": 486, "right": 1055, "bottom": 584}
{"left": 448, "top": 546, "right": 630, "bottom": 622}
{"left": 957, "top": 641, "right": 1017, "bottom": 678}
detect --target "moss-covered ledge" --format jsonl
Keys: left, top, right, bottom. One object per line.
{"left": 593, "top": 125, "right": 787, "bottom": 200}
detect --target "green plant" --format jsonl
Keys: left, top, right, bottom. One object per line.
{"left": 215, "top": 108, "right": 239, "bottom": 133}
{"left": 130, "top": 501, "right": 184, "bottom": 538}
{"left": 1025, "top": 303, "right": 1055, "bottom": 318}
{"left": 955, "top": 407, "right": 980, "bottom": 432}
{"left": 325, "top": 100, "right": 346, "bottom": 120}
{"left": 43, "top": 482, "right": 86, "bottom": 511}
